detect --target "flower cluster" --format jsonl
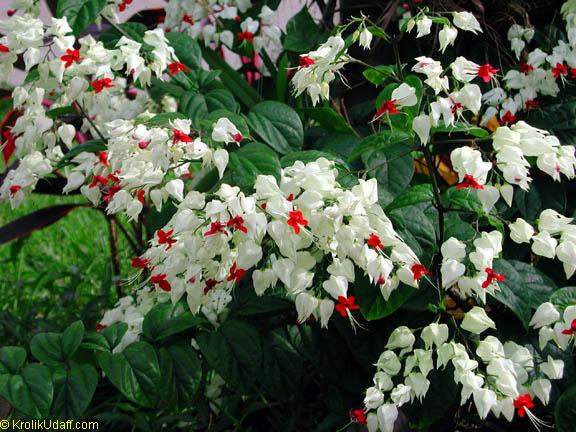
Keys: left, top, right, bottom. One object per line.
{"left": 160, "top": 0, "right": 281, "bottom": 54}
{"left": 117, "top": 158, "right": 427, "bottom": 330}
{"left": 509, "top": 210, "right": 576, "bottom": 278}
{"left": 361, "top": 318, "right": 564, "bottom": 431}
{"left": 531, "top": 302, "right": 576, "bottom": 350}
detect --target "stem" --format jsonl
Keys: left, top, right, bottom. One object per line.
{"left": 100, "top": 13, "right": 132, "bottom": 39}
{"left": 104, "top": 212, "right": 123, "bottom": 298}
{"left": 74, "top": 102, "right": 107, "bottom": 142}
{"left": 112, "top": 215, "right": 141, "bottom": 255}
{"left": 422, "top": 143, "right": 444, "bottom": 290}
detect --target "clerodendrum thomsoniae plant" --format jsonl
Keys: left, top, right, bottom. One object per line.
{"left": 0, "top": 0, "right": 575, "bottom": 430}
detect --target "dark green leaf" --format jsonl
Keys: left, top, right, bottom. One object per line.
{"left": 443, "top": 187, "right": 482, "bottom": 213}
{"left": 142, "top": 302, "right": 207, "bottom": 342}
{"left": 98, "top": 341, "right": 162, "bottom": 407}
{"left": 99, "top": 22, "right": 147, "bottom": 48}
{"left": 196, "top": 320, "right": 262, "bottom": 393}
{"left": 236, "top": 143, "right": 282, "bottom": 179}
{"left": 284, "top": 8, "right": 324, "bottom": 52}
{"left": 514, "top": 186, "right": 542, "bottom": 223}
{"left": 0, "top": 364, "right": 53, "bottom": 418}
{"left": 491, "top": 259, "right": 557, "bottom": 329}
{"left": 201, "top": 109, "right": 250, "bottom": 138}
{"left": 386, "top": 184, "right": 434, "bottom": 211}
{"left": 62, "top": 321, "right": 85, "bottom": 360}
{"left": 144, "top": 112, "right": 188, "bottom": 127}
{"left": 166, "top": 32, "right": 202, "bottom": 69}
{"left": 550, "top": 286, "right": 576, "bottom": 310}
{"left": 59, "top": 140, "right": 106, "bottom": 165}
{"left": 247, "top": 101, "right": 304, "bottom": 154}
{"left": 30, "top": 333, "right": 66, "bottom": 366}
{"left": 51, "top": 364, "right": 98, "bottom": 419}
{"left": 354, "top": 274, "right": 416, "bottom": 321}
{"left": 363, "top": 65, "right": 396, "bottom": 86}
{"left": 0, "top": 347, "right": 26, "bottom": 375}
{"left": 556, "top": 384, "right": 576, "bottom": 432}
{"left": 56, "top": 0, "right": 107, "bottom": 35}
{"left": 298, "top": 107, "right": 354, "bottom": 134}
{"left": 159, "top": 343, "right": 202, "bottom": 409}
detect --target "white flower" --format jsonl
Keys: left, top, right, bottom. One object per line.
{"left": 530, "top": 302, "right": 560, "bottom": 329}
{"left": 364, "top": 386, "right": 384, "bottom": 410}
{"left": 531, "top": 379, "right": 552, "bottom": 405}
{"left": 476, "top": 336, "right": 504, "bottom": 362}
{"left": 531, "top": 231, "right": 558, "bottom": 259}
{"left": 538, "top": 209, "right": 572, "bottom": 235}
{"left": 359, "top": 28, "right": 373, "bottom": 49}
{"left": 319, "top": 299, "right": 334, "bottom": 328}
{"left": 509, "top": 218, "right": 534, "bottom": 244}
{"left": 477, "top": 185, "right": 500, "bottom": 214}
{"left": 376, "top": 404, "right": 398, "bottom": 432}
{"left": 386, "top": 326, "right": 415, "bottom": 350}
{"left": 452, "top": 11, "right": 482, "bottom": 34}
{"left": 412, "top": 114, "right": 431, "bottom": 144}
{"left": 439, "top": 26, "right": 458, "bottom": 53}
{"left": 213, "top": 149, "right": 229, "bottom": 179}
{"left": 375, "top": 350, "right": 402, "bottom": 376}
{"left": 390, "top": 384, "right": 411, "bottom": 406}
{"left": 461, "top": 307, "right": 496, "bottom": 334}
{"left": 421, "top": 323, "right": 449, "bottom": 349}
{"left": 405, "top": 372, "right": 430, "bottom": 401}
{"left": 295, "top": 292, "right": 318, "bottom": 323}
{"left": 391, "top": 83, "right": 418, "bottom": 108}
{"left": 415, "top": 17, "right": 433, "bottom": 38}
{"left": 450, "top": 147, "right": 492, "bottom": 185}
{"left": 211, "top": 118, "right": 243, "bottom": 144}
{"left": 540, "top": 356, "right": 564, "bottom": 379}
{"left": 252, "top": 268, "right": 277, "bottom": 295}
{"left": 473, "top": 388, "right": 497, "bottom": 419}
{"left": 57, "top": 124, "right": 75, "bottom": 149}
{"left": 165, "top": 179, "right": 184, "bottom": 202}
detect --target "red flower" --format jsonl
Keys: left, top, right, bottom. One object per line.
{"left": 9, "top": 185, "right": 21, "bottom": 196}
{"left": 138, "top": 140, "right": 150, "bottom": 149}
{"left": 500, "top": 111, "right": 517, "bottom": 126}
{"left": 571, "top": 68, "right": 576, "bottom": 79}
{"left": 102, "top": 185, "right": 122, "bottom": 202}
{"left": 96, "top": 323, "right": 107, "bottom": 332}
{"left": 173, "top": 128, "right": 192, "bottom": 144}
{"left": 151, "top": 274, "right": 172, "bottom": 292}
{"left": 157, "top": 229, "right": 177, "bottom": 250}
{"left": 375, "top": 99, "right": 400, "bottom": 117}
{"left": 287, "top": 210, "right": 308, "bottom": 234}
{"left": 411, "top": 263, "right": 431, "bottom": 281}
{"left": 561, "top": 318, "right": 576, "bottom": 335}
{"left": 477, "top": 64, "right": 499, "bottom": 83}
{"left": 0, "top": 43, "right": 9, "bottom": 53}
{"left": 367, "top": 233, "right": 384, "bottom": 250}
{"left": 349, "top": 409, "right": 367, "bottom": 425}
{"left": 552, "top": 62, "right": 568, "bottom": 79}
{"left": 514, "top": 394, "right": 535, "bottom": 418}
{"left": 98, "top": 151, "right": 109, "bottom": 167}
{"left": 525, "top": 99, "right": 539, "bottom": 111}
{"left": 456, "top": 174, "right": 484, "bottom": 190}
{"left": 299, "top": 56, "right": 315, "bottom": 68}
{"left": 335, "top": 296, "right": 360, "bottom": 317}
{"left": 519, "top": 63, "right": 534, "bottom": 74}
{"left": 482, "top": 267, "right": 505, "bottom": 288}
{"left": 131, "top": 257, "right": 150, "bottom": 269}
{"left": 237, "top": 31, "right": 254, "bottom": 43}
{"left": 167, "top": 61, "right": 190, "bottom": 75}
{"left": 204, "top": 221, "right": 226, "bottom": 236}
{"left": 89, "top": 174, "right": 108, "bottom": 188}
{"left": 232, "top": 132, "right": 243, "bottom": 142}
{"left": 60, "top": 49, "right": 83, "bottom": 68}
{"left": 204, "top": 279, "right": 220, "bottom": 294}
{"left": 227, "top": 216, "right": 248, "bottom": 233}
{"left": 287, "top": 193, "right": 294, "bottom": 201}
{"left": 377, "top": 276, "right": 386, "bottom": 285}
{"left": 133, "top": 189, "right": 145, "bottom": 203}
{"left": 182, "top": 14, "right": 194, "bottom": 25}
{"left": 92, "top": 78, "right": 114, "bottom": 94}
{"left": 227, "top": 262, "right": 245, "bottom": 283}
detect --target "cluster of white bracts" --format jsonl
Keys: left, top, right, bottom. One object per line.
{"left": 363, "top": 318, "right": 564, "bottom": 432}
{"left": 509, "top": 210, "right": 576, "bottom": 278}
{"left": 531, "top": 302, "right": 576, "bottom": 350}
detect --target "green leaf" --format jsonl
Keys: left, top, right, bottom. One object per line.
{"left": 298, "top": 107, "right": 354, "bottom": 134}
{"left": 51, "top": 364, "right": 98, "bottom": 419}
{"left": 58, "top": 140, "right": 106, "bottom": 166}
{"left": 201, "top": 46, "right": 261, "bottom": 107}
{"left": 98, "top": 341, "right": 162, "bottom": 407}
{"left": 528, "top": 99, "right": 576, "bottom": 146}
{"left": 386, "top": 184, "right": 433, "bottom": 211}
{"left": 0, "top": 364, "right": 53, "bottom": 418}
{"left": 280, "top": 150, "right": 348, "bottom": 168}
{"left": 284, "top": 8, "right": 324, "bottom": 52}
{"left": 180, "top": 89, "right": 238, "bottom": 126}
{"left": 444, "top": 213, "right": 476, "bottom": 242}
{"left": 165, "top": 32, "right": 202, "bottom": 69}
{"left": 514, "top": 185, "right": 542, "bottom": 223}
{"left": 431, "top": 122, "right": 489, "bottom": 138}
{"left": 258, "top": 331, "right": 303, "bottom": 400}
{"left": 247, "top": 101, "right": 303, "bottom": 154}
{"left": 56, "top": 0, "right": 107, "bottom": 35}
{"left": 490, "top": 259, "right": 557, "bottom": 329}
{"left": 236, "top": 143, "right": 282, "bottom": 179}
{"left": 142, "top": 302, "right": 207, "bottom": 342}
{"left": 390, "top": 204, "right": 437, "bottom": 253}
{"left": 443, "top": 187, "right": 482, "bottom": 213}
{"left": 196, "top": 320, "right": 262, "bottom": 393}
{"left": 223, "top": 153, "right": 260, "bottom": 191}
{"left": 362, "top": 141, "right": 415, "bottom": 206}
{"left": 100, "top": 322, "right": 128, "bottom": 351}
{"left": 30, "top": 333, "right": 66, "bottom": 366}
{"left": 348, "top": 130, "right": 409, "bottom": 162}
{"left": 99, "top": 22, "right": 147, "bottom": 48}
{"left": 0, "top": 347, "right": 26, "bottom": 375}
{"left": 144, "top": 112, "right": 188, "bottom": 127}
{"left": 62, "top": 321, "right": 85, "bottom": 360}
{"left": 158, "top": 343, "right": 202, "bottom": 410}
{"left": 45, "top": 106, "right": 77, "bottom": 119}
{"left": 363, "top": 65, "right": 397, "bottom": 86}
{"left": 550, "top": 286, "right": 576, "bottom": 310}
{"left": 556, "top": 384, "right": 576, "bottom": 432}
{"left": 354, "top": 274, "right": 416, "bottom": 321}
